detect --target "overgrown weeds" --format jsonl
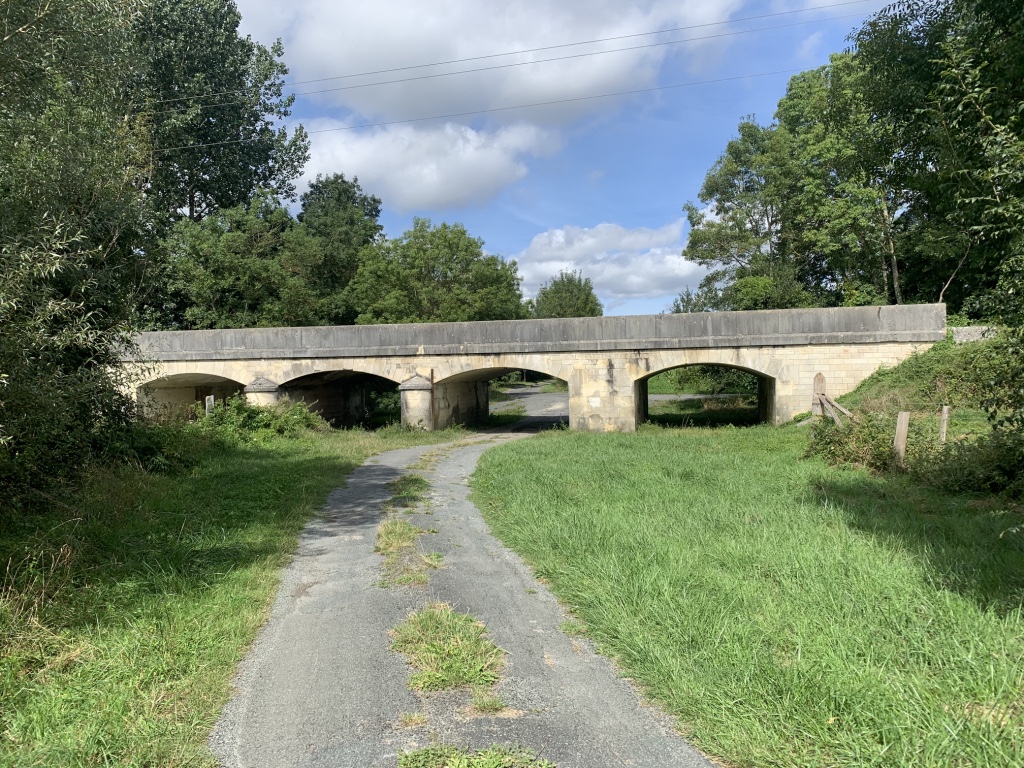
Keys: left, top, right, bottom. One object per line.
{"left": 390, "top": 603, "right": 504, "bottom": 692}
{"left": 398, "top": 745, "right": 555, "bottom": 768}
{"left": 807, "top": 338, "right": 1023, "bottom": 500}
{"left": 375, "top": 518, "right": 442, "bottom": 586}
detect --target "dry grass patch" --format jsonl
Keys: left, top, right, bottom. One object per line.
{"left": 374, "top": 519, "right": 442, "bottom": 587}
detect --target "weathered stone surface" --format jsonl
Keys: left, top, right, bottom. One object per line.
{"left": 126, "top": 305, "right": 946, "bottom": 431}
{"left": 952, "top": 326, "right": 996, "bottom": 344}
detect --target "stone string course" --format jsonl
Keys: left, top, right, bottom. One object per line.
{"left": 126, "top": 305, "right": 946, "bottom": 431}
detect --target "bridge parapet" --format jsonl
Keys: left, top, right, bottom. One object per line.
{"left": 126, "top": 305, "right": 946, "bottom": 431}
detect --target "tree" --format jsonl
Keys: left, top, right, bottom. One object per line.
{"left": 344, "top": 219, "right": 524, "bottom": 324}
{"left": 135, "top": 0, "right": 309, "bottom": 222}
{"left": 157, "top": 194, "right": 332, "bottom": 329}
{"left": 298, "top": 174, "right": 383, "bottom": 323}
{"left": 1, "top": 0, "right": 150, "bottom": 509}
{"left": 531, "top": 270, "right": 602, "bottom": 318}
{"left": 852, "top": 0, "right": 1017, "bottom": 311}
{"left": 681, "top": 119, "right": 814, "bottom": 310}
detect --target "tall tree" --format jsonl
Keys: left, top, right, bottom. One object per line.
{"left": 531, "top": 270, "right": 603, "bottom": 318}
{"left": 852, "top": 0, "right": 1016, "bottom": 310}
{"left": 1, "top": 0, "right": 150, "bottom": 509}
{"left": 136, "top": 0, "right": 309, "bottom": 222}
{"left": 298, "top": 174, "right": 383, "bottom": 323}
{"left": 681, "top": 119, "right": 812, "bottom": 310}
{"left": 344, "top": 219, "right": 524, "bottom": 324}
{"left": 157, "top": 194, "right": 332, "bottom": 330}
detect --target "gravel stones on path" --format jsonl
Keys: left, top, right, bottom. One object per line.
{"left": 209, "top": 434, "right": 713, "bottom": 768}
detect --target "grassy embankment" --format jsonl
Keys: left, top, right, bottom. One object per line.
{"left": 472, "top": 341, "right": 1023, "bottom": 768}
{"left": 0, "top": 422, "right": 457, "bottom": 766}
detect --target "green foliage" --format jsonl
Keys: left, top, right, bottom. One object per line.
{"left": 399, "top": 745, "right": 556, "bottom": 768}
{"left": 390, "top": 603, "right": 504, "bottom": 691}
{"left": 473, "top": 428, "right": 1024, "bottom": 767}
{"left": 197, "top": 394, "right": 329, "bottom": 439}
{"left": 135, "top": 0, "right": 309, "bottom": 222}
{"left": 808, "top": 338, "right": 1022, "bottom": 497}
{"left": 659, "top": 366, "right": 759, "bottom": 396}
{"left": 346, "top": 219, "right": 524, "bottom": 324}
{"left": 838, "top": 338, "right": 1003, "bottom": 412}
{"left": 0, "top": 0, "right": 150, "bottom": 513}
{"left": 917, "top": 430, "right": 1024, "bottom": 498}
{"left": 297, "top": 173, "right": 383, "bottom": 323}
{"left": 149, "top": 194, "right": 334, "bottom": 329}
{"left": 531, "top": 270, "right": 602, "bottom": 318}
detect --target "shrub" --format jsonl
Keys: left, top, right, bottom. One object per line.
{"left": 197, "top": 395, "right": 330, "bottom": 439}
{"left": 915, "top": 431, "right": 1024, "bottom": 498}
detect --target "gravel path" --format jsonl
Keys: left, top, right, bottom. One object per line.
{"left": 209, "top": 417, "right": 714, "bottom": 767}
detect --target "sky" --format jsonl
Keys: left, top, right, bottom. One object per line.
{"left": 235, "top": 0, "right": 890, "bottom": 316}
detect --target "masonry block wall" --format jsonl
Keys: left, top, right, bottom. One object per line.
{"left": 127, "top": 305, "right": 946, "bottom": 432}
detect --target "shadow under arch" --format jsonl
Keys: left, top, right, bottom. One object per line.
{"left": 280, "top": 369, "right": 401, "bottom": 427}
{"left": 433, "top": 366, "right": 568, "bottom": 430}
{"left": 137, "top": 372, "right": 245, "bottom": 419}
{"left": 638, "top": 362, "right": 774, "bottom": 427}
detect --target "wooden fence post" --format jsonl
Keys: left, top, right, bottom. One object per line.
{"left": 894, "top": 411, "right": 910, "bottom": 466}
{"left": 939, "top": 405, "right": 950, "bottom": 444}
{"left": 812, "top": 373, "right": 826, "bottom": 417}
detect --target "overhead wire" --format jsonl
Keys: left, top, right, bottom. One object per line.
{"left": 148, "top": 11, "right": 868, "bottom": 118}
{"left": 152, "top": 68, "right": 803, "bottom": 154}
{"left": 146, "top": 0, "right": 877, "bottom": 107}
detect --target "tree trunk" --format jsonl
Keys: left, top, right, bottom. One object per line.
{"left": 879, "top": 197, "right": 902, "bottom": 304}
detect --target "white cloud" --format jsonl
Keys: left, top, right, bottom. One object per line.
{"left": 302, "top": 120, "right": 560, "bottom": 211}
{"left": 513, "top": 219, "right": 706, "bottom": 301}
{"left": 238, "top": 0, "right": 747, "bottom": 125}
{"left": 237, "top": 0, "right": 752, "bottom": 208}
{"left": 797, "top": 30, "right": 825, "bottom": 61}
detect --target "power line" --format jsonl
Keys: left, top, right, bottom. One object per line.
{"left": 146, "top": 0, "right": 877, "bottom": 107}
{"left": 149, "top": 11, "right": 865, "bottom": 118}
{"left": 152, "top": 68, "right": 802, "bottom": 154}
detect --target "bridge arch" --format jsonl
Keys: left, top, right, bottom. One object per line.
{"left": 431, "top": 362, "right": 568, "bottom": 430}
{"left": 137, "top": 372, "right": 245, "bottom": 419}
{"left": 279, "top": 368, "right": 402, "bottom": 427}
{"left": 637, "top": 361, "right": 773, "bottom": 426}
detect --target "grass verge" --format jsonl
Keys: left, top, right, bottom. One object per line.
{"left": 647, "top": 396, "right": 760, "bottom": 428}
{"left": 472, "top": 426, "right": 1024, "bottom": 768}
{"left": 398, "top": 745, "right": 555, "bottom": 768}
{"left": 0, "top": 425, "right": 456, "bottom": 766}
{"left": 390, "top": 473, "right": 430, "bottom": 508}
{"left": 488, "top": 403, "right": 527, "bottom": 428}
{"left": 390, "top": 602, "right": 504, "bottom": 692}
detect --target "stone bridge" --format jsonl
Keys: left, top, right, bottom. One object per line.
{"left": 126, "top": 304, "right": 946, "bottom": 432}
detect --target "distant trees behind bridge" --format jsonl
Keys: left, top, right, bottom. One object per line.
{"left": 1, "top": 0, "right": 1021, "bottom": 510}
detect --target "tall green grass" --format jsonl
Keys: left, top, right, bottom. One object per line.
{"left": 472, "top": 426, "right": 1024, "bottom": 768}
{"left": 0, "top": 425, "right": 454, "bottom": 766}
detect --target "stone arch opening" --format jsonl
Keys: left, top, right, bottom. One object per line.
{"left": 433, "top": 366, "right": 568, "bottom": 430}
{"left": 281, "top": 370, "right": 401, "bottom": 428}
{"left": 639, "top": 363, "right": 775, "bottom": 427}
{"left": 137, "top": 372, "right": 245, "bottom": 420}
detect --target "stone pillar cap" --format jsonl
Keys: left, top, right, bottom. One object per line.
{"left": 399, "top": 375, "right": 433, "bottom": 391}
{"left": 244, "top": 377, "right": 280, "bottom": 393}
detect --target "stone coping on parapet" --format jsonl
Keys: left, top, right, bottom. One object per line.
{"left": 128, "top": 304, "right": 946, "bottom": 362}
